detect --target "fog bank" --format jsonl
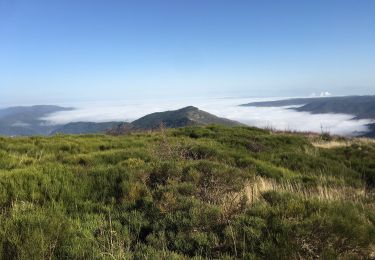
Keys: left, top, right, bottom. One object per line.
{"left": 43, "top": 97, "right": 374, "bottom": 136}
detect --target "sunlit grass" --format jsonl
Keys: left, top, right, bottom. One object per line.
{"left": 0, "top": 125, "right": 374, "bottom": 258}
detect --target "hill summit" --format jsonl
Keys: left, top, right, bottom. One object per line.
{"left": 132, "top": 106, "right": 242, "bottom": 129}
{"left": 110, "top": 106, "right": 242, "bottom": 134}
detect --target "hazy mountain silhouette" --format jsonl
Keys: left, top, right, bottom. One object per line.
{"left": 242, "top": 95, "right": 375, "bottom": 136}
{"left": 242, "top": 95, "right": 375, "bottom": 119}
{"left": 0, "top": 105, "right": 242, "bottom": 136}
{"left": 51, "top": 122, "right": 123, "bottom": 135}
{"left": 0, "top": 105, "right": 73, "bottom": 136}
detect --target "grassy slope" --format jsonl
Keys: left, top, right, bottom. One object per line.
{"left": 0, "top": 126, "right": 374, "bottom": 259}
{"left": 131, "top": 106, "right": 242, "bottom": 130}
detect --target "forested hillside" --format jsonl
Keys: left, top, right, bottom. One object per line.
{"left": 0, "top": 126, "right": 374, "bottom": 259}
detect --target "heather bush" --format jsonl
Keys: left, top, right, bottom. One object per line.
{"left": 0, "top": 126, "right": 374, "bottom": 258}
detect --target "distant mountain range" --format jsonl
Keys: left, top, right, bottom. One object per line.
{"left": 0, "top": 105, "right": 241, "bottom": 136}
{"left": 0, "top": 105, "right": 73, "bottom": 136}
{"left": 241, "top": 95, "right": 375, "bottom": 137}
{"left": 51, "top": 122, "right": 122, "bottom": 135}
{"left": 1, "top": 96, "right": 374, "bottom": 137}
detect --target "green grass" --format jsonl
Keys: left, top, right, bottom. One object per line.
{"left": 0, "top": 125, "right": 374, "bottom": 259}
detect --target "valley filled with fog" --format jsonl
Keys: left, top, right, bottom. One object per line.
{"left": 43, "top": 96, "right": 374, "bottom": 136}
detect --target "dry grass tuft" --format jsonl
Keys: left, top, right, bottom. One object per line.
{"left": 244, "top": 177, "right": 367, "bottom": 203}
{"left": 311, "top": 136, "right": 375, "bottom": 149}
{"left": 312, "top": 141, "right": 350, "bottom": 149}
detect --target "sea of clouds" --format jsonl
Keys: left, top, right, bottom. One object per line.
{"left": 43, "top": 97, "right": 374, "bottom": 136}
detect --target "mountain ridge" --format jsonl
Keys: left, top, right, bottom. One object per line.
{"left": 51, "top": 121, "right": 123, "bottom": 135}
{"left": 0, "top": 105, "right": 73, "bottom": 136}
{"left": 241, "top": 95, "right": 375, "bottom": 136}
{"left": 109, "top": 106, "right": 243, "bottom": 134}
{"left": 0, "top": 105, "right": 242, "bottom": 136}
{"left": 131, "top": 106, "right": 243, "bottom": 129}
{"left": 241, "top": 95, "right": 375, "bottom": 119}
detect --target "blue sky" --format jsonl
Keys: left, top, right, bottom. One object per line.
{"left": 1, "top": 0, "right": 374, "bottom": 105}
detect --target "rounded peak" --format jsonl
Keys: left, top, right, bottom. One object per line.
{"left": 179, "top": 106, "right": 199, "bottom": 112}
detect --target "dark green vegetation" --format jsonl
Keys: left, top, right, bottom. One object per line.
{"left": 110, "top": 106, "right": 242, "bottom": 134}
{"left": 0, "top": 125, "right": 374, "bottom": 259}
{"left": 52, "top": 121, "right": 122, "bottom": 135}
{"left": 365, "top": 123, "right": 375, "bottom": 138}
{"left": 132, "top": 106, "right": 242, "bottom": 129}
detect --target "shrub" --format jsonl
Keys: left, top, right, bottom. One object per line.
{"left": 0, "top": 126, "right": 374, "bottom": 258}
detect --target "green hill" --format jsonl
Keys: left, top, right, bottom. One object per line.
{"left": 51, "top": 121, "right": 122, "bottom": 135}
{"left": 0, "top": 126, "right": 374, "bottom": 258}
{"left": 131, "top": 106, "right": 243, "bottom": 129}
{"left": 110, "top": 106, "right": 243, "bottom": 134}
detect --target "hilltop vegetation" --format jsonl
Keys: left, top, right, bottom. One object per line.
{"left": 130, "top": 106, "right": 242, "bottom": 129}
{"left": 110, "top": 106, "right": 242, "bottom": 134}
{"left": 52, "top": 121, "right": 122, "bottom": 135}
{"left": 0, "top": 126, "right": 374, "bottom": 259}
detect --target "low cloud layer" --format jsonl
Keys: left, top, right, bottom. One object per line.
{"left": 43, "top": 97, "right": 374, "bottom": 136}
{"left": 310, "top": 91, "right": 332, "bottom": 97}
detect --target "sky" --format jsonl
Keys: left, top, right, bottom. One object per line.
{"left": 1, "top": 0, "right": 375, "bottom": 105}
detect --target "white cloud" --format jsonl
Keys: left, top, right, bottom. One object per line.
{"left": 42, "top": 97, "right": 374, "bottom": 136}
{"left": 320, "top": 91, "right": 332, "bottom": 97}
{"left": 310, "top": 91, "right": 332, "bottom": 97}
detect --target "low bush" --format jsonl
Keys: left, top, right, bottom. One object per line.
{"left": 0, "top": 126, "right": 374, "bottom": 258}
